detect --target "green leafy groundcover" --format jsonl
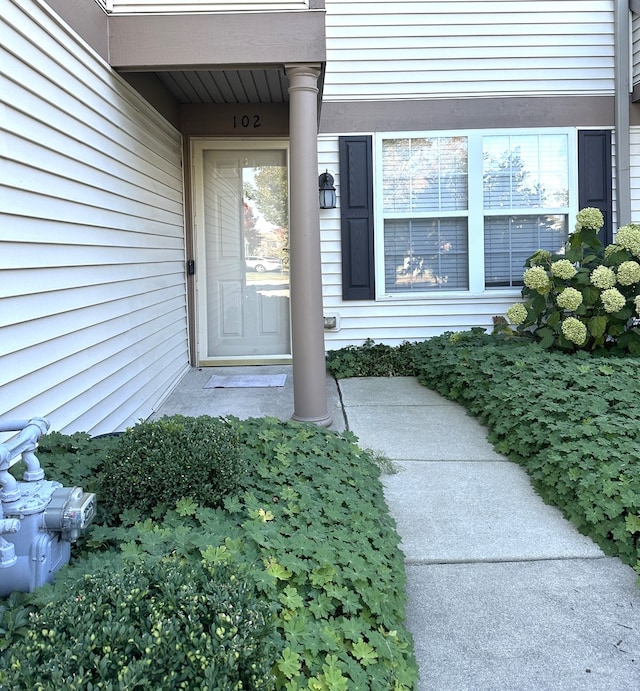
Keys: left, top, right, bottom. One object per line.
{"left": 0, "top": 417, "right": 418, "bottom": 691}
{"left": 325, "top": 338, "right": 418, "bottom": 379}
{"left": 328, "top": 332, "right": 640, "bottom": 576}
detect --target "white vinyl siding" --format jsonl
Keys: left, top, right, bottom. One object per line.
{"left": 107, "top": 0, "right": 309, "bottom": 12}
{"left": 1, "top": 0, "right": 189, "bottom": 437}
{"left": 319, "top": 135, "right": 530, "bottom": 348}
{"left": 324, "top": 0, "right": 615, "bottom": 101}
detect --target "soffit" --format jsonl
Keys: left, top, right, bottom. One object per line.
{"left": 154, "top": 68, "right": 289, "bottom": 104}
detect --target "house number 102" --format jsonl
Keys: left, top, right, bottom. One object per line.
{"left": 233, "top": 114, "right": 262, "bottom": 129}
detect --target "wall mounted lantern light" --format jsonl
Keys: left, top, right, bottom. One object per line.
{"left": 318, "top": 171, "right": 336, "bottom": 209}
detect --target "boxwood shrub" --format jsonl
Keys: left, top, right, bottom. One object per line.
{"left": 0, "top": 556, "right": 277, "bottom": 690}
{"left": 100, "top": 415, "right": 243, "bottom": 520}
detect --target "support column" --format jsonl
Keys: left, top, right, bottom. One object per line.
{"left": 286, "top": 64, "right": 331, "bottom": 426}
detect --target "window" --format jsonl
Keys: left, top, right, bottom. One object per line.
{"left": 483, "top": 133, "right": 569, "bottom": 288}
{"left": 377, "top": 130, "right": 574, "bottom": 296}
{"left": 381, "top": 136, "right": 469, "bottom": 292}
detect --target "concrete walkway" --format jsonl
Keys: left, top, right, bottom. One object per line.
{"left": 154, "top": 367, "right": 640, "bottom": 690}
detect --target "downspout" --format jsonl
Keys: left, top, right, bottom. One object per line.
{"left": 615, "top": 1, "right": 632, "bottom": 226}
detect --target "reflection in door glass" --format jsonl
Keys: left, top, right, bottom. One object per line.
{"left": 242, "top": 161, "right": 289, "bottom": 284}
{"left": 200, "top": 148, "right": 290, "bottom": 358}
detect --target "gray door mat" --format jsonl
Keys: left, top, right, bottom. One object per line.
{"left": 203, "top": 374, "right": 288, "bottom": 389}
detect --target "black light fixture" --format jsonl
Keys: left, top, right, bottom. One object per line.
{"left": 318, "top": 171, "right": 336, "bottom": 209}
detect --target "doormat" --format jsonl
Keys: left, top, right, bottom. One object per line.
{"left": 204, "top": 374, "right": 287, "bottom": 389}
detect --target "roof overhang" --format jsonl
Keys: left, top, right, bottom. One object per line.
{"left": 43, "top": 1, "right": 326, "bottom": 125}
{"left": 109, "top": 11, "right": 325, "bottom": 71}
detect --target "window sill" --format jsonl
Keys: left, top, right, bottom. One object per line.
{"left": 375, "top": 288, "right": 521, "bottom": 302}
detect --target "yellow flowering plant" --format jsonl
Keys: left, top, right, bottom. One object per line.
{"left": 504, "top": 208, "right": 640, "bottom": 354}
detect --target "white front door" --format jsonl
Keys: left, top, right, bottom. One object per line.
{"left": 193, "top": 141, "right": 291, "bottom": 364}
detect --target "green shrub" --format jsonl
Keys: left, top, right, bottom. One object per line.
{"left": 504, "top": 207, "right": 640, "bottom": 354}
{"left": 100, "top": 415, "right": 243, "bottom": 520}
{"left": 326, "top": 338, "right": 419, "bottom": 378}
{"left": 2, "top": 417, "right": 419, "bottom": 689}
{"left": 0, "top": 556, "right": 277, "bottom": 690}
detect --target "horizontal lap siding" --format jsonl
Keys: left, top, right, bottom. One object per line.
{"left": 324, "top": 0, "right": 614, "bottom": 101}
{"left": 318, "top": 136, "right": 343, "bottom": 331}
{"left": 1, "top": 0, "right": 189, "bottom": 437}
{"left": 318, "top": 136, "right": 516, "bottom": 349}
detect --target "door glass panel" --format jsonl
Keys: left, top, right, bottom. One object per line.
{"left": 201, "top": 148, "right": 290, "bottom": 358}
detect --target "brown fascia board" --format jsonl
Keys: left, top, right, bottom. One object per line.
{"left": 43, "top": 0, "right": 109, "bottom": 61}
{"left": 108, "top": 11, "right": 326, "bottom": 71}
{"left": 319, "top": 96, "right": 616, "bottom": 134}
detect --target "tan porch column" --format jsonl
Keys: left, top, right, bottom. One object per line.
{"left": 286, "top": 64, "right": 331, "bottom": 427}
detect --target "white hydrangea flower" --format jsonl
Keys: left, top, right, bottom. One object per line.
{"left": 615, "top": 225, "right": 640, "bottom": 258}
{"left": 601, "top": 287, "right": 626, "bottom": 314}
{"left": 635, "top": 295, "right": 640, "bottom": 316}
{"left": 590, "top": 265, "right": 616, "bottom": 290}
{"left": 616, "top": 261, "right": 640, "bottom": 286}
{"left": 523, "top": 266, "right": 551, "bottom": 293}
{"left": 561, "top": 317, "right": 587, "bottom": 346}
{"left": 528, "top": 249, "right": 552, "bottom": 267}
{"left": 506, "top": 303, "right": 527, "bottom": 325}
{"left": 550, "top": 260, "right": 577, "bottom": 280}
{"left": 575, "top": 207, "right": 604, "bottom": 232}
{"left": 556, "top": 287, "right": 583, "bottom": 311}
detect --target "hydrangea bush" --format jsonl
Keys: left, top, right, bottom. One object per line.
{"left": 505, "top": 208, "right": 640, "bottom": 354}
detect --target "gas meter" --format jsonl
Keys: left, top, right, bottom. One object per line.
{"left": 0, "top": 417, "right": 96, "bottom": 596}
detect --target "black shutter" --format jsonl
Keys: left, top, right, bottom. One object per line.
{"left": 578, "top": 130, "right": 613, "bottom": 245}
{"left": 339, "top": 136, "right": 375, "bottom": 300}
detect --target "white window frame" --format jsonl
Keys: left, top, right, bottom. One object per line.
{"left": 374, "top": 128, "right": 578, "bottom": 300}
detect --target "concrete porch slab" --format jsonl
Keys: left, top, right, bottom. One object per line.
{"left": 152, "top": 366, "right": 346, "bottom": 432}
